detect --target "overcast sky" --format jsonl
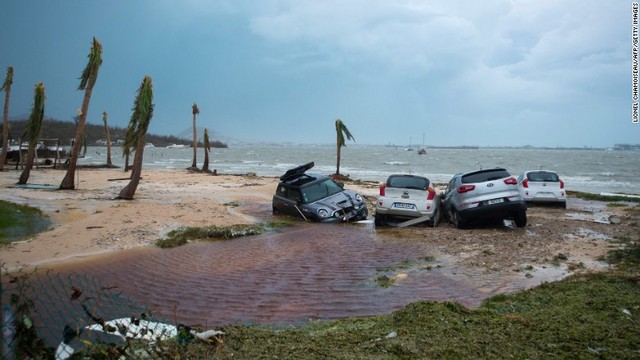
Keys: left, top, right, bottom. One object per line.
{"left": 0, "top": 1, "right": 634, "bottom": 147}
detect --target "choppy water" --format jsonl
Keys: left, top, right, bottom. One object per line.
{"left": 80, "top": 144, "right": 640, "bottom": 195}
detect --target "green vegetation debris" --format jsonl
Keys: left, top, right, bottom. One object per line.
{"left": 156, "top": 224, "right": 264, "bottom": 248}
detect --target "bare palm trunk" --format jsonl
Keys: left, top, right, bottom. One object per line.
{"left": 0, "top": 67, "right": 13, "bottom": 171}
{"left": 60, "top": 92, "right": 92, "bottom": 189}
{"left": 191, "top": 115, "right": 197, "bottom": 168}
{"left": 103, "top": 112, "right": 112, "bottom": 167}
{"left": 202, "top": 146, "right": 210, "bottom": 172}
{"left": 336, "top": 143, "right": 342, "bottom": 175}
{"left": 18, "top": 144, "right": 37, "bottom": 184}
{"left": 118, "top": 140, "right": 145, "bottom": 199}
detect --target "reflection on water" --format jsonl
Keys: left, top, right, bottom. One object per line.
{"left": 48, "top": 222, "right": 538, "bottom": 327}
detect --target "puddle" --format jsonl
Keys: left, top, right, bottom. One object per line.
{"left": 565, "top": 198, "right": 614, "bottom": 224}
{"left": 564, "top": 227, "right": 614, "bottom": 241}
{"left": 565, "top": 212, "right": 612, "bottom": 224}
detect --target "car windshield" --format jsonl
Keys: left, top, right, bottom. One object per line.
{"left": 388, "top": 176, "right": 429, "bottom": 190}
{"left": 301, "top": 178, "right": 344, "bottom": 203}
{"left": 527, "top": 171, "right": 560, "bottom": 182}
{"left": 461, "top": 169, "right": 511, "bottom": 184}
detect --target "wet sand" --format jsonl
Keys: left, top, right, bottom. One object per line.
{"left": 0, "top": 168, "right": 280, "bottom": 272}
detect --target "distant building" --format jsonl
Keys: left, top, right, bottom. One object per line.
{"left": 613, "top": 144, "right": 640, "bottom": 151}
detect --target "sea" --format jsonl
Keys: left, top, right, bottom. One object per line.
{"left": 78, "top": 144, "right": 640, "bottom": 196}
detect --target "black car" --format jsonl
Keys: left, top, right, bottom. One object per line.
{"left": 272, "top": 162, "right": 369, "bottom": 223}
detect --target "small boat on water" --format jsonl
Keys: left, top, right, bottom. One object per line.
{"left": 145, "top": 143, "right": 155, "bottom": 148}
{"left": 166, "top": 144, "right": 186, "bottom": 149}
{"left": 417, "top": 148, "right": 427, "bottom": 155}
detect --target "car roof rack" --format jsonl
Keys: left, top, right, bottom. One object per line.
{"left": 280, "top": 162, "right": 315, "bottom": 181}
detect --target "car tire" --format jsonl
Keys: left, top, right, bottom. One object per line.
{"left": 452, "top": 210, "right": 467, "bottom": 229}
{"left": 560, "top": 201, "right": 567, "bottom": 209}
{"left": 514, "top": 211, "right": 527, "bottom": 228}
{"left": 272, "top": 207, "right": 280, "bottom": 215}
{"left": 374, "top": 213, "right": 386, "bottom": 227}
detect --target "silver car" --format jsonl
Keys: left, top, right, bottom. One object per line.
{"left": 517, "top": 170, "right": 567, "bottom": 208}
{"left": 442, "top": 168, "right": 527, "bottom": 229}
{"left": 375, "top": 174, "right": 440, "bottom": 227}
{"left": 272, "top": 162, "right": 369, "bottom": 223}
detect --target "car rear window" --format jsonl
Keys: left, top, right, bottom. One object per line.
{"left": 527, "top": 171, "right": 560, "bottom": 182}
{"left": 461, "top": 169, "right": 511, "bottom": 184}
{"left": 387, "top": 176, "right": 429, "bottom": 190}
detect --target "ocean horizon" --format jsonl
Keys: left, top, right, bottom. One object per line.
{"left": 77, "top": 144, "right": 640, "bottom": 196}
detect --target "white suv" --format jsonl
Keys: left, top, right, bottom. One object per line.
{"left": 375, "top": 174, "right": 440, "bottom": 227}
{"left": 517, "top": 170, "right": 567, "bottom": 208}
{"left": 442, "top": 168, "right": 527, "bottom": 229}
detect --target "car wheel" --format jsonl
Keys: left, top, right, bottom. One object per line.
{"left": 514, "top": 211, "right": 527, "bottom": 228}
{"left": 560, "top": 201, "right": 567, "bottom": 209}
{"left": 452, "top": 210, "right": 467, "bottom": 229}
{"left": 374, "top": 213, "right": 386, "bottom": 227}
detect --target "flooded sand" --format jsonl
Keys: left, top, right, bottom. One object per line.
{"left": 39, "top": 197, "right": 632, "bottom": 328}
{"left": 48, "top": 221, "right": 561, "bottom": 328}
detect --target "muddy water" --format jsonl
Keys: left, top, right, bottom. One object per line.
{"left": 49, "top": 222, "right": 522, "bottom": 327}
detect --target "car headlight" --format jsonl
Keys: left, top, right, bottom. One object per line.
{"left": 317, "top": 209, "right": 330, "bottom": 218}
{"left": 355, "top": 194, "right": 363, "bottom": 202}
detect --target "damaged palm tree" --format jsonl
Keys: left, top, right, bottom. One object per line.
{"left": 0, "top": 66, "right": 14, "bottom": 171}
{"left": 335, "top": 118, "right": 355, "bottom": 176}
{"left": 60, "top": 37, "right": 103, "bottom": 190}
{"left": 18, "top": 83, "right": 46, "bottom": 185}
{"left": 190, "top": 102, "right": 199, "bottom": 169}
{"left": 202, "top": 128, "right": 211, "bottom": 172}
{"left": 117, "top": 76, "right": 154, "bottom": 200}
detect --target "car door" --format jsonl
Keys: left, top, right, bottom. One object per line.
{"left": 442, "top": 177, "right": 458, "bottom": 217}
{"left": 279, "top": 185, "right": 304, "bottom": 218}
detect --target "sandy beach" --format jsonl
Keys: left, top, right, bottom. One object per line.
{"left": 0, "top": 167, "right": 291, "bottom": 271}
{"left": 1, "top": 166, "right": 636, "bottom": 279}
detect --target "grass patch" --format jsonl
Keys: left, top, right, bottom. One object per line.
{"left": 156, "top": 224, "right": 263, "bottom": 248}
{"left": 567, "top": 190, "right": 640, "bottom": 203}
{"left": 607, "top": 203, "right": 629, "bottom": 208}
{"left": 606, "top": 236, "right": 640, "bottom": 270}
{"left": 373, "top": 274, "right": 396, "bottom": 287}
{"left": 0, "top": 200, "right": 51, "bottom": 245}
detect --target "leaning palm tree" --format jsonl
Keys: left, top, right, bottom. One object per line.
{"left": 0, "top": 66, "right": 14, "bottom": 170}
{"left": 18, "top": 82, "right": 45, "bottom": 185}
{"left": 117, "top": 76, "right": 154, "bottom": 200}
{"left": 102, "top": 111, "right": 113, "bottom": 167}
{"left": 60, "top": 37, "right": 103, "bottom": 190}
{"left": 190, "top": 102, "right": 199, "bottom": 169}
{"left": 335, "top": 118, "right": 355, "bottom": 176}
{"left": 202, "top": 128, "right": 211, "bottom": 172}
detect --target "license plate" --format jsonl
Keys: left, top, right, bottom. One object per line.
{"left": 393, "top": 203, "right": 416, "bottom": 209}
{"left": 485, "top": 198, "right": 504, "bottom": 205}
